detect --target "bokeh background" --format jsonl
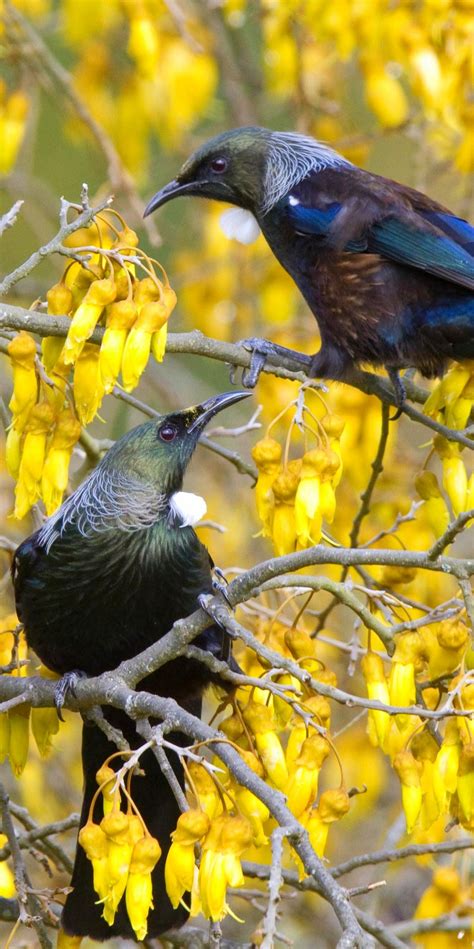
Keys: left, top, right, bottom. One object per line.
{"left": 0, "top": 1, "right": 473, "bottom": 946}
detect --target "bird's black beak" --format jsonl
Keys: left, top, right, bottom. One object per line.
{"left": 188, "top": 391, "right": 251, "bottom": 434}
{"left": 144, "top": 179, "right": 201, "bottom": 217}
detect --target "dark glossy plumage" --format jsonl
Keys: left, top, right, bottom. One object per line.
{"left": 145, "top": 127, "right": 474, "bottom": 395}
{"left": 13, "top": 391, "right": 249, "bottom": 941}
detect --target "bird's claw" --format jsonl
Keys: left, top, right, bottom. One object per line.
{"left": 54, "top": 669, "right": 87, "bottom": 721}
{"left": 212, "top": 567, "right": 232, "bottom": 607}
{"left": 388, "top": 369, "right": 407, "bottom": 421}
{"left": 239, "top": 337, "right": 271, "bottom": 388}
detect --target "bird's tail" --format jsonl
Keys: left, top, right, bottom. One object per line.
{"left": 60, "top": 705, "right": 192, "bottom": 941}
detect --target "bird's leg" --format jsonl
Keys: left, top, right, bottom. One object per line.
{"left": 238, "top": 337, "right": 312, "bottom": 387}
{"left": 54, "top": 669, "right": 87, "bottom": 722}
{"left": 387, "top": 368, "right": 407, "bottom": 420}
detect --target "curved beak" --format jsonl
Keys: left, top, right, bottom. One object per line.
{"left": 188, "top": 391, "right": 251, "bottom": 434}
{"left": 144, "top": 179, "right": 203, "bottom": 217}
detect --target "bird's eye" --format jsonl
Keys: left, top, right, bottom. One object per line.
{"left": 158, "top": 423, "right": 178, "bottom": 442}
{"left": 210, "top": 157, "right": 228, "bottom": 174}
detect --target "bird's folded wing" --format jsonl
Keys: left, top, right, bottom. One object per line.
{"left": 286, "top": 194, "right": 474, "bottom": 290}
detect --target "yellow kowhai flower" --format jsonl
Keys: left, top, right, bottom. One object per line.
{"left": 413, "top": 867, "right": 464, "bottom": 946}
{"left": 165, "top": 808, "right": 210, "bottom": 909}
{"left": 99, "top": 299, "right": 138, "bottom": 393}
{"left": 298, "top": 788, "right": 350, "bottom": 872}
{"left": 393, "top": 749, "right": 423, "bottom": 833}
{"left": 321, "top": 413, "right": 345, "bottom": 486}
{"left": 435, "top": 438, "right": 468, "bottom": 517}
{"left": 31, "top": 665, "right": 60, "bottom": 757}
{"left": 286, "top": 734, "right": 330, "bottom": 817}
{"left": 364, "top": 61, "right": 409, "bottom": 128}
{"left": 424, "top": 617, "right": 469, "bottom": 681}
{"left": 5, "top": 427, "right": 21, "bottom": 480}
{"left": 411, "top": 730, "right": 441, "bottom": 831}
{"left": 285, "top": 705, "right": 331, "bottom": 768}
{"left": 232, "top": 750, "right": 269, "bottom": 847}
{"left": 456, "top": 742, "right": 474, "bottom": 826}
{"left": 271, "top": 464, "right": 299, "bottom": 555}
{"left": 14, "top": 401, "right": 56, "bottom": 519}
{"left": 198, "top": 814, "right": 252, "bottom": 921}
{"left": 99, "top": 809, "right": 143, "bottom": 925}
{"left": 95, "top": 765, "right": 117, "bottom": 816}
{"left": 7, "top": 331, "right": 38, "bottom": 432}
{"left": 151, "top": 285, "right": 177, "bottom": 363}
{"left": 8, "top": 704, "right": 30, "bottom": 777}
{"left": 389, "top": 632, "right": 426, "bottom": 730}
{"left": 125, "top": 834, "right": 162, "bottom": 941}
{"left": 251, "top": 437, "right": 282, "bottom": 536}
{"left": 0, "top": 834, "right": 15, "bottom": 898}
{"left": 0, "top": 83, "right": 29, "bottom": 175}
{"left": 78, "top": 819, "right": 110, "bottom": 904}
{"left": 73, "top": 344, "right": 105, "bottom": 425}
{"left": 187, "top": 762, "right": 223, "bottom": 820}
{"left": 121, "top": 300, "right": 170, "bottom": 391}
{"left": 415, "top": 471, "right": 450, "bottom": 539}
{"left": 41, "top": 409, "right": 81, "bottom": 516}
{"left": 42, "top": 281, "right": 74, "bottom": 371}
{"left": 361, "top": 652, "right": 391, "bottom": 750}
{"left": 433, "top": 718, "right": 461, "bottom": 814}
{"left": 243, "top": 701, "right": 288, "bottom": 789}
{"left": 295, "top": 448, "right": 325, "bottom": 545}
{"left": 63, "top": 276, "right": 116, "bottom": 365}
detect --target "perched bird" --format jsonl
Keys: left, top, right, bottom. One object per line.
{"left": 13, "top": 391, "right": 249, "bottom": 942}
{"left": 145, "top": 126, "right": 474, "bottom": 405}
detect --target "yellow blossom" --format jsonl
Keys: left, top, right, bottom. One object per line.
{"left": 361, "top": 652, "right": 391, "bottom": 750}
{"left": 99, "top": 299, "right": 138, "bottom": 393}
{"left": 125, "top": 834, "right": 162, "bottom": 941}
{"left": 252, "top": 437, "right": 282, "bottom": 535}
{"left": 7, "top": 332, "right": 38, "bottom": 432}
{"left": 14, "top": 401, "right": 56, "bottom": 519}
{"left": 271, "top": 465, "right": 299, "bottom": 555}
{"left": 243, "top": 701, "right": 288, "bottom": 788}
{"left": 63, "top": 277, "right": 116, "bottom": 365}
{"left": 41, "top": 410, "right": 81, "bottom": 515}
{"left": 73, "top": 344, "right": 105, "bottom": 425}
{"left": 198, "top": 814, "right": 252, "bottom": 921}
{"left": 0, "top": 834, "right": 15, "bottom": 898}
{"left": 165, "top": 808, "right": 210, "bottom": 909}
{"left": 393, "top": 749, "right": 423, "bottom": 833}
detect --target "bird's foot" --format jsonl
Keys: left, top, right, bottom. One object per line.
{"left": 239, "top": 337, "right": 312, "bottom": 387}
{"left": 388, "top": 368, "right": 407, "bottom": 420}
{"left": 212, "top": 567, "right": 232, "bottom": 607}
{"left": 54, "top": 670, "right": 87, "bottom": 722}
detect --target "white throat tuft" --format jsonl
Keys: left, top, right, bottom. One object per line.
{"left": 169, "top": 491, "right": 207, "bottom": 528}
{"left": 219, "top": 207, "right": 261, "bottom": 245}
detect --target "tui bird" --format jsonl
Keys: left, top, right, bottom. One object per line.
{"left": 12, "top": 390, "right": 249, "bottom": 942}
{"left": 144, "top": 126, "right": 474, "bottom": 405}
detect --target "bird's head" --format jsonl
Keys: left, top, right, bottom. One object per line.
{"left": 104, "top": 390, "right": 251, "bottom": 496}
{"left": 144, "top": 126, "right": 349, "bottom": 220}
{"left": 144, "top": 127, "right": 270, "bottom": 216}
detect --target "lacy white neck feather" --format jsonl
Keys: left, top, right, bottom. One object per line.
{"left": 37, "top": 467, "right": 168, "bottom": 552}
{"left": 262, "top": 132, "right": 350, "bottom": 214}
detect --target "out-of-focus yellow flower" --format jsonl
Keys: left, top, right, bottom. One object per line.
{"left": 31, "top": 662, "right": 60, "bottom": 757}
{"left": 198, "top": 814, "right": 252, "bottom": 921}
{"left": 389, "top": 632, "right": 426, "bottom": 729}
{"left": 8, "top": 705, "right": 30, "bottom": 777}
{"left": 252, "top": 437, "right": 282, "bottom": 536}
{"left": 361, "top": 652, "right": 391, "bottom": 750}
{"left": 0, "top": 81, "right": 29, "bottom": 174}
{"left": 393, "top": 749, "right": 423, "bottom": 833}
{"left": 411, "top": 730, "right": 440, "bottom": 830}
{"left": 424, "top": 617, "right": 469, "bottom": 681}
{"left": 364, "top": 62, "right": 409, "bottom": 128}
{"left": 456, "top": 742, "right": 474, "bottom": 826}
{"left": 297, "top": 788, "right": 350, "bottom": 872}
{"left": 7, "top": 332, "right": 38, "bottom": 432}
{"left": 415, "top": 471, "right": 450, "bottom": 539}
{"left": 0, "top": 834, "right": 15, "bottom": 898}
{"left": 233, "top": 752, "right": 270, "bottom": 847}
{"left": 165, "top": 808, "right": 210, "bottom": 909}
{"left": 73, "top": 344, "right": 105, "bottom": 425}
{"left": 435, "top": 438, "right": 468, "bottom": 517}
{"left": 413, "top": 866, "right": 465, "bottom": 946}
{"left": 125, "top": 834, "right": 162, "bottom": 941}
{"left": 243, "top": 702, "right": 288, "bottom": 788}
{"left": 14, "top": 402, "right": 56, "bottom": 519}
{"left": 433, "top": 718, "right": 461, "bottom": 814}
